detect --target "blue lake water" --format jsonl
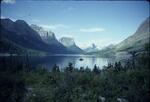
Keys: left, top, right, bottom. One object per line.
{"left": 30, "top": 54, "right": 113, "bottom": 70}
{"left": 0, "top": 54, "right": 114, "bottom": 70}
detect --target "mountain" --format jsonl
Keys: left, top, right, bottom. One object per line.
{"left": 30, "top": 24, "right": 68, "bottom": 50}
{"left": 113, "top": 17, "right": 150, "bottom": 60}
{"left": 0, "top": 18, "right": 71, "bottom": 54}
{"left": 1, "top": 19, "right": 42, "bottom": 40}
{"left": 59, "top": 37, "right": 84, "bottom": 54}
{"left": 30, "top": 24, "right": 59, "bottom": 44}
{"left": 84, "top": 43, "right": 99, "bottom": 53}
{"left": 115, "top": 17, "right": 150, "bottom": 52}
{"left": 90, "top": 17, "right": 150, "bottom": 58}
{"left": 87, "top": 44, "right": 116, "bottom": 57}
{"left": 0, "top": 36, "right": 26, "bottom": 54}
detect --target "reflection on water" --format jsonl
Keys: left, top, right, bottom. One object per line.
{"left": 30, "top": 54, "right": 113, "bottom": 69}
{"left": 0, "top": 54, "right": 114, "bottom": 70}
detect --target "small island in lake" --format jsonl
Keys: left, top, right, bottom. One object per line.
{"left": 0, "top": 0, "right": 149, "bottom": 102}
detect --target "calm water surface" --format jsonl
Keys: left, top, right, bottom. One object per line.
{"left": 30, "top": 54, "right": 113, "bottom": 70}
{"left": 0, "top": 54, "right": 114, "bottom": 70}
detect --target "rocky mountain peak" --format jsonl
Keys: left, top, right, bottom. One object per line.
{"left": 59, "top": 37, "right": 84, "bottom": 53}
{"left": 59, "top": 37, "right": 75, "bottom": 47}
{"left": 30, "top": 24, "right": 55, "bottom": 38}
{"left": 91, "top": 43, "right": 97, "bottom": 49}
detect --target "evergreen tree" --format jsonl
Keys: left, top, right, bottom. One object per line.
{"left": 79, "top": 67, "right": 84, "bottom": 73}
{"left": 52, "top": 64, "right": 60, "bottom": 73}
{"left": 66, "top": 63, "right": 74, "bottom": 72}
{"left": 93, "top": 64, "right": 100, "bottom": 74}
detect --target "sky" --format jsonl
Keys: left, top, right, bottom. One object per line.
{"left": 1, "top": 0, "right": 150, "bottom": 49}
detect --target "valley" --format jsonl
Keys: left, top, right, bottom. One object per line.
{"left": 0, "top": 1, "right": 149, "bottom": 102}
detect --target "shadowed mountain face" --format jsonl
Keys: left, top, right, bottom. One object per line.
{"left": 59, "top": 37, "right": 84, "bottom": 54}
{"left": 1, "top": 19, "right": 42, "bottom": 40}
{"left": 0, "top": 19, "right": 72, "bottom": 54}
{"left": 115, "top": 17, "right": 150, "bottom": 52}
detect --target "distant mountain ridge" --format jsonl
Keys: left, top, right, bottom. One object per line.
{"left": 59, "top": 37, "right": 84, "bottom": 54}
{"left": 88, "top": 17, "right": 150, "bottom": 58}
{"left": 1, "top": 17, "right": 148, "bottom": 56}
{"left": 31, "top": 24, "right": 83, "bottom": 54}
{"left": 84, "top": 44, "right": 99, "bottom": 53}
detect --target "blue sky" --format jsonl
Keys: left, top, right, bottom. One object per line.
{"left": 1, "top": 0, "right": 149, "bottom": 48}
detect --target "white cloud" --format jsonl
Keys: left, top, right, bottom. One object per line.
{"left": 40, "top": 24, "right": 69, "bottom": 30}
{"left": 80, "top": 28, "right": 105, "bottom": 32}
{"left": 2, "top": 0, "right": 16, "bottom": 4}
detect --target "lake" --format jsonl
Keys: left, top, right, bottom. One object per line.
{"left": 0, "top": 54, "right": 114, "bottom": 70}
{"left": 29, "top": 54, "right": 113, "bottom": 70}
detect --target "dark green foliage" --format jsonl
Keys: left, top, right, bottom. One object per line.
{"left": 0, "top": 46, "right": 149, "bottom": 102}
{"left": 0, "top": 38, "right": 26, "bottom": 54}
{"left": 65, "top": 62, "right": 74, "bottom": 72}
{"left": 93, "top": 64, "right": 101, "bottom": 74}
{"left": 0, "top": 63, "right": 26, "bottom": 102}
{"left": 114, "top": 62, "right": 123, "bottom": 72}
{"left": 0, "top": 72, "right": 26, "bottom": 102}
{"left": 23, "top": 58, "right": 149, "bottom": 102}
{"left": 52, "top": 64, "right": 60, "bottom": 73}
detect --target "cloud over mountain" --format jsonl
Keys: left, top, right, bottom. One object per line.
{"left": 80, "top": 28, "right": 105, "bottom": 32}
{"left": 40, "top": 24, "right": 69, "bottom": 30}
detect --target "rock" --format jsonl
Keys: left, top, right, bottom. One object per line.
{"left": 117, "top": 98, "right": 128, "bottom": 102}
{"left": 59, "top": 37, "right": 84, "bottom": 53}
{"left": 99, "top": 96, "right": 106, "bottom": 102}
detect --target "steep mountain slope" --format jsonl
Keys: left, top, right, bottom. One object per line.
{"left": 0, "top": 37, "right": 25, "bottom": 54}
{"left": 59, "top": 37, "right": 84, "bottom": 54}
{"left": 30, "top": 24, "right": 64, "bottom": 46}
{"left": 30, "top": 24, "right": 79, "bottom": 54}
{"left": 115, "top": 17, "right": 150, "bottom": 52}
{"left": 90, "top": 17, "right": 149, "bottom": 58}
{"left": 1, "top": 19, "right": 42, "bottom": 40}
{"left": 0, "top": 19, "right": 71, "bottom": 54}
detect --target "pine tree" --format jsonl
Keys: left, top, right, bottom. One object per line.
{"left": 52, "top": 64, "right": 60, "bottom": 73}
{"left": 93, "top": 64, "right": 100, "bottom": 74}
